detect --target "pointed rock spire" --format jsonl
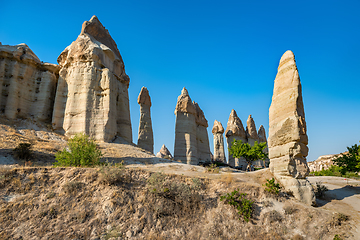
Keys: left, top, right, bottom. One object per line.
{"left": 225, "top": 109, "right": 246, "bottom": 139}
{"left": 212, "top": 120, "right": 224, "bottom": 134}
{"left": 246, "top": 114, "right": 258, "bottom": 141}
{"left": 156, "top": 144, "right": 173, "bottom": 159}
{"left": 258, "top": 125, "right": 267, "bottom": 143}
{"left": 268, "top": 50, "right": 314, "bottom": 205}
{"left": 137, "top": 86, "right": 151, "bottom": 106}
{"left": 174, "top": 87, "right": 196, "bottom": 114}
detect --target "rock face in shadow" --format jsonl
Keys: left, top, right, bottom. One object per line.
{"left": 194, "top": 102, "right": 212, "bottom": 163}
{"left": 137, "top": 87, "right": 153, "bottom": 153}
{"left": 0, "top": 43, "right": 59, "bottom": 122}
{"left": 174, "top": 88, "right": 211, "bottom": 164}
{"left": 156, "top": 144, "right": 173, "bottom": 159}
{"left": 268, "top": 50, "right": 315, "bottom": 205}
{"left": 225, "top": 109, "right": 247, "bottom": 167}
{"left": 52, "top": 16, "right": 132, "bottom": 143}
{"left": 212, "top": 120, "right": 226, "bottom": 162}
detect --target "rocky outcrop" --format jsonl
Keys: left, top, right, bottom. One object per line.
{"left": 225, "top": 109, "right": 247, "bottom": 167}
{"left": 212, "top": 120, "right": 226, "bottom": 162}
{"left": 52, "top": 16, "right": 132, "bottom": 143}
{"left": 254, "top": 125, "right": 269, "bottom": 168}
{"left": 156, "top": 144, "right": 173, "bottom": 159}
{"left": 174, "top": 88, "right": 211, "bottom": 164}
{"left": 137, "top": 87, "right": 153, "bottom": 153}
{"left": 194, "top": 102, "right": 211, "bottom": 162}
{"left": 246, "top": 115, "right": 259, "bottom": 146}
{"left": 0, "top": 44, "right": 58, "bottom": 122}
{"left": 268, "top": 50, "right": 315, "bottom": 205}
{"left": 308, "top": 154, "right": 339, "bottom": 172}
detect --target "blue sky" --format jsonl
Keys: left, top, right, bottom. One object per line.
{"left": 1, "top": 0, "right": 359, "bottom": 161}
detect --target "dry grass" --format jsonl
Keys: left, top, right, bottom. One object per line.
{"left": 0, "top": 165, "right": 355, "bottom": 239}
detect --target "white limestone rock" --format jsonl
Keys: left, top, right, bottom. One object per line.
{"left": 52, "top": 16, "right": 132, "bottom": 143}
{"left": 268, "top": 50, "right": 315, "bottom": 205}
{"left": 0, "top": 44, "right": 58, "bottom": 122}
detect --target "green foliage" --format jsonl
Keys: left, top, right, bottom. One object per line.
{"left": 311, "top": 165, "right": 343, "bottom": 177}
{"left": 220, "top": 189, "right": 254, "bottom": 222}
{"left": 314, "top": 181, "right": 328, "bottom": 198}
{"left": 264, "top": 178, "right": 281, "bottom": 194}
{"left": 229, "top": 140, "right": 267, "bottom": 170}
{"left": 206, "top": 163, "right": 220, "bottom": 173}
{"left": 333, "top": 234, "right": 342, "bottom": 240}
{"left": 54, "top": 133, "right": 102, "bottom": 167}
{"left": 332, "top": 143, "right": 360, "bottom": 174}
{"left": 13, "top": 143, "right": 32, "bottom": 160}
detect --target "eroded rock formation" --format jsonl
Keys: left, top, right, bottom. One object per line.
{"left": 246, "top": 115, "right": 259, "bottom": 146}
{"left": 225, "top": 109, "right": 247, "bottom": 167}
{"left": 137, "top": 87, "right": 153, "bottom": 153}
{"left": 52, "top": 16, "right": 132, "bottom": 143}
{"left": 0, "top": 44, "right": 58, "bottom": 122}
{"left": 254, "top": 125, "right": 269, "bottom": 168}
{"left": 268, "top": 50, "right": 315, "bottom": 205}
{"left": 212, "top": 120, "right": 226, "bottom": 162}
{"left": 156, "top": 144, "right": 173, "bottom": 159}
{"left": 174, "top": 88, "right": 211, "bottom": 164}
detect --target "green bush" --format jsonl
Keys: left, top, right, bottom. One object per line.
{"left": 220, "top": 189, "right": 254, "bottom": 222}
{"left": 314, "top": 181, "right": 328, "bottom": 198}
{"left": 264, "top": 178, "right": 281, "bottom": 194}
{"left": 54, "top": 133, "right": 102, "bottom": 167}
{"left": 13, "top": 143, "right": 32, "bottom": 160}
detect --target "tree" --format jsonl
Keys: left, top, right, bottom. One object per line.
{"left": 54, "top": 133, "right": 103, "bottom": 167}
{"left": 332, "top": 142, "right": 360, "bottom": 174}
{"left": 229, "top": 139, "right": 268, "bottom": 171}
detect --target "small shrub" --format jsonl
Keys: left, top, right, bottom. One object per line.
{"left": 333, "top": 234, "right": 342, "bottom": 240}
{"left": 264, "top": 178, "right": 281, "bottom": 194}
{"left": 314, "top": 181, "right": 328, "bottom": 198}
{"left": 191, "top": 177, "right": 203, "bottom": 190}
{"left": 283, "top": 205, "right": 297, "bottom": 215}
{"left": 206, "top": 163, "right": 219, "bottom": 173}
{"left": 63, "top": 181, "right": 84, "bottom": 194}
{"left": 220, "top": 189, "right": 254, "bottom": 222}
{"left": 54, "top": 133, "right": 102, "bottom": 167}
{"left": 264, "top": 210, "right": 283, "bottom": 223}
{"left": 99, "top": 161, "right": 125, "bottom": 185}
{"left": 329, "top": 213, "right": 349, "bottom": 227}
{"left": 13, "top": 143, "right": 32, "bottom": 160}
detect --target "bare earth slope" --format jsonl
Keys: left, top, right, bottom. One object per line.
{"left": 0, "top": 118, "right": 358, "bottom": 239}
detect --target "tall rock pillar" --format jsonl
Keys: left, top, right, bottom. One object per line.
{"left": 212, "top": 120, "right": 226, "bottom": 162}
{"left": 194, "top": 102, "right": 212, "bottom": 163}
{"left": 52, "top": 16, "right": 132, "bottom": 143}
{"left": 268, "top": 50, "right": 315, "bottom": 205}
{"left": 246, "top": 115, "right": 259, "bottom": 146}
{"left": 225, "top": 109, "right": 247, "bottom": 167}
{"left": 257, "top": 125, "right": 269, "bottom": 168}
{"left": 137, "top": 87, "right": 153, "bottom": 153}
{"left": 174, "top": 88, "right": 198, "bottom": 164}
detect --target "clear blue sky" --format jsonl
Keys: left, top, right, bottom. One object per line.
{"left": 1, "top": 0, "right": 359, "bottom": 161}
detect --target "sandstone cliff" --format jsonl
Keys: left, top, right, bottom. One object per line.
{"left": 0, "top": 43, "right": 58, "bottom": 122}
{"left": 268, "top": 50, "right": 315, "bottom": 205}
{"left": 52, "top": 16, "right": 132, "bottom": 143}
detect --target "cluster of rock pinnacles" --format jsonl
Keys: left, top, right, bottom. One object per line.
{"left": 0, "top": 16, "right": 314, "bottom": 205}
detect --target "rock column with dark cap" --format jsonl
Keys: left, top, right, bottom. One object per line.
{"left": 268, "top": 50, "right": 315, "bottom": 205}
{"left": 225, "top": 109, "right": 247, "bottom": 167}
{"left": 137, "top": 87, "right": 153, "bottom": 153}
{"left": 212, "top": 120, "right": 226, "bottom": 162}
